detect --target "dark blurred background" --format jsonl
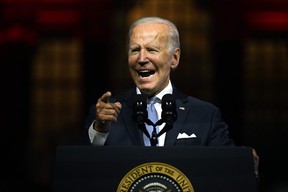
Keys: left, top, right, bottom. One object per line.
{"left": 1, "top": 0, "right": 287, "bottom": 191}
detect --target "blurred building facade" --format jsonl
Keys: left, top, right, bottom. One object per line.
{"left": 0, "top": 0, "right": 287, "bottom": 191}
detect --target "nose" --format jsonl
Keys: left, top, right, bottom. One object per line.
{"left": 138, "top": 50, "right": 149, "bottom": 66}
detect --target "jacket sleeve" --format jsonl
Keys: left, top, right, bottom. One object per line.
{"left": 75, "top": 105, "right": 96, "bottom": 145}
{"left": 208, "top": 107, "right": 235, "bottom": 146}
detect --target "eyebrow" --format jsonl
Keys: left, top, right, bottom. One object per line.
{"left": 129, "top": 44, "right": 161, "bottom": 50}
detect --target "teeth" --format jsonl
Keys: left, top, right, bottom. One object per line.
{"left": 140, "top": 70, "right": 149, "bottom": 73}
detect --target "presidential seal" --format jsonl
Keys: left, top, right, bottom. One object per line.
{"left": 117, "top": 162, "right": 194, "bottom": 192}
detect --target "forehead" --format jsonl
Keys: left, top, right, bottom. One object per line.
{"left": 130, "top": 23, "right": 170, "bottom": 42}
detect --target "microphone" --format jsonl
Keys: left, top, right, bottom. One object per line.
{"left": 161, "top": 94, "right": 177, "bottom": 124}
{"left": 132, "top": 93, "right": 177, "bottom": 144}
{"left": 132, "top": 94, "right": 150, "bottom": 138}
{"left": 132, "top": 94, "right": 148, "bottom": 124}
{"left": 157, "top": 94, "right": 177, "bottom": 137}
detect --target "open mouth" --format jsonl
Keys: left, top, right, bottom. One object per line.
{"left": 138, "top": 70, "right": 155, "bottom": 77}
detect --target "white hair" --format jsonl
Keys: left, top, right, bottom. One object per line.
{"left": 128, "top": 16, "right": 180, "bottom": 53}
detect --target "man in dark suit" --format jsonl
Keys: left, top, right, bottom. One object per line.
{"left": 78, "top": 16, "right": 259, "bottom": 173}
{"left": 82, "top": 87, "right": 235, "bottom": 147}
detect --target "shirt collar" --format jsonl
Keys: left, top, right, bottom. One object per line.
{"left": 136, "top": 80, "right": 173, "bottom": 102}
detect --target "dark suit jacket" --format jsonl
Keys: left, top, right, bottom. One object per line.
{"left": 78, "top": 86, "right": 235, "bottom": 147}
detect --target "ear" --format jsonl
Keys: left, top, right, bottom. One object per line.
{"left": 171, "top": 48, "right": 180, "bottom": 70}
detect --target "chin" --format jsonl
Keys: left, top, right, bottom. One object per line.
{"left": 137, "top": 81, "right": 157, "bottom": 93}
{"left": 138, "top": 87, "right": 153, "bottom": 96}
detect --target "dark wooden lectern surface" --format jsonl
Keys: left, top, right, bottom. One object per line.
{"left": 53, "top": 146, "right": 258, "bottom": 192}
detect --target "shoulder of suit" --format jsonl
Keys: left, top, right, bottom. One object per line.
{"left": 172, "top": 87, "right": 218, "bottom": 109}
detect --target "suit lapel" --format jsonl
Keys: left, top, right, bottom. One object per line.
{"left": 164, "top": 87, "right": 190, "bottom": 146}
{"left": 121, "top": 90, "right": 145, "bottom": 146}
{"left": 164, "top": 98, "right": 190, "bottom": 146}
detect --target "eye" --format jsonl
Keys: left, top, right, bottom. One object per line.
{"left": 130, "top": 47, "right": 140, "bottom": 53}
{"left": 147, "top": 48, "right": 158, "bottom": 53}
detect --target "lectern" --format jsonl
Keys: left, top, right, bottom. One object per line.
{"left": 52, "top": 146, "right": 258, "bottom": 192}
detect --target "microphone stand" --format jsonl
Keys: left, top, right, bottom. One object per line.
{"left": 136, "top": 114, "right": 175, "bottom": 146}
{"left": 145, "top": 119, "right": 164, "bottom": 146}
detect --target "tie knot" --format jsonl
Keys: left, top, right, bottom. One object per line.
{"left": 148, "top": 96, "right": 159, "bottom": 105}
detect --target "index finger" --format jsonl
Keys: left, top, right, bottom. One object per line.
{"left": 99, "top": 91, "right": 112, "bottom": 103}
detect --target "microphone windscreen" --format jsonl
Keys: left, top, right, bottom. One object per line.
{"left": 162, "top": 94, "right": 176, "bottom": 110}
{"left": 133, "top": 94, "right": 147, "bottom": 123}
{"left": 133, "top": 94, "right": 147, "bottom": 107}
{"left": 161, "top": 94, "right": 177, "bottom": 123}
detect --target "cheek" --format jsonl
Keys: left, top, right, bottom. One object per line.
{"left": 128, "top": 56, "right": 137, "bottom": 65}
{"left": 157, "top": 56, "right": 173, "bottom": 69}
